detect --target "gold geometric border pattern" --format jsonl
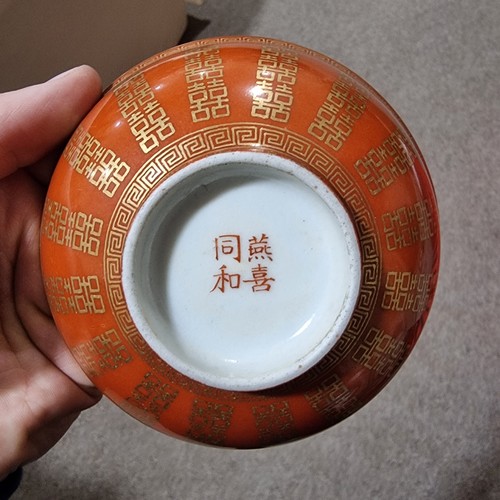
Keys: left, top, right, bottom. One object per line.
{"left": 103, "top": 122, "right": 381, "bottom": 388}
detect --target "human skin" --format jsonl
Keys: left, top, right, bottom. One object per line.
{"left": 0, "top": 66, "right": 103, "bottom": 479}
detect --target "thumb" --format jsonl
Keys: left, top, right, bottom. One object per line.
{"left": 0, "top": 65, "right": 102, "bottom": 179}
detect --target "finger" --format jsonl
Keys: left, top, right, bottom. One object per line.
{"left": 0, "top": 65, "right": 102, "bottom": 180}
{"left": 25, "top": 146, "right": 65, "bottom": 187}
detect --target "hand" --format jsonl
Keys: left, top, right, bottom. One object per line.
{"left": 0, "top": 67, "right": 103, "bottom": 479}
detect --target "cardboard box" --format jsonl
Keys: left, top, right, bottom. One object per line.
{"left": 0, "top": 0, "right": 187, "bottom": 91}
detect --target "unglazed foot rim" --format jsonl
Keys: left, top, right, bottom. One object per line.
{"left": 122, "top": 152, "right": 361, "bottom": 391}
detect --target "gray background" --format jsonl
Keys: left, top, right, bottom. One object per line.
{"left": 15, "top": 0, "right": 499, "bottom": 498}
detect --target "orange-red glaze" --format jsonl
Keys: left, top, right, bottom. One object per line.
{"left": 40, "top": 37, "right": 440, "bottom": 448}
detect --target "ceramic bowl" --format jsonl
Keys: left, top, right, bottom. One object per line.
{"left": 40, "top": 36, "right": 440, "bottom": 448}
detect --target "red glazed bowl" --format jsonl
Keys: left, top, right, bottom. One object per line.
{"left": 40, "top": 36, "right": 439, "bottom": 448}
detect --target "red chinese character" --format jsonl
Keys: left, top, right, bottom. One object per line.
{"left": 210, "top": 265, "right": 241, "bottom": 293}
{"left": 214, "top": 234, "right": 241, "bottom": 262}
{"left": 243, "top": 264, "right": 275, "bottom": 292}
{"left": 248, "top": 234, "right": 273, "bottom": 261}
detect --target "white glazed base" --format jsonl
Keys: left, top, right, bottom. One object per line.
{"left": 123, "top": 152, "right": 361, "bottom": 391}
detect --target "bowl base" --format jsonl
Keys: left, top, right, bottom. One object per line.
{"left": 122, "top": 151, "right": 361, "bottom": 391}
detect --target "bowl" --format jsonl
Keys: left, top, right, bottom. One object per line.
{"left": 40, "top": 36, "right": 440, "bottom": 448}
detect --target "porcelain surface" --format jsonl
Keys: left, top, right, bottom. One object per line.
{"left": 40, "top": 36, "right": 440, "bottom": 448}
